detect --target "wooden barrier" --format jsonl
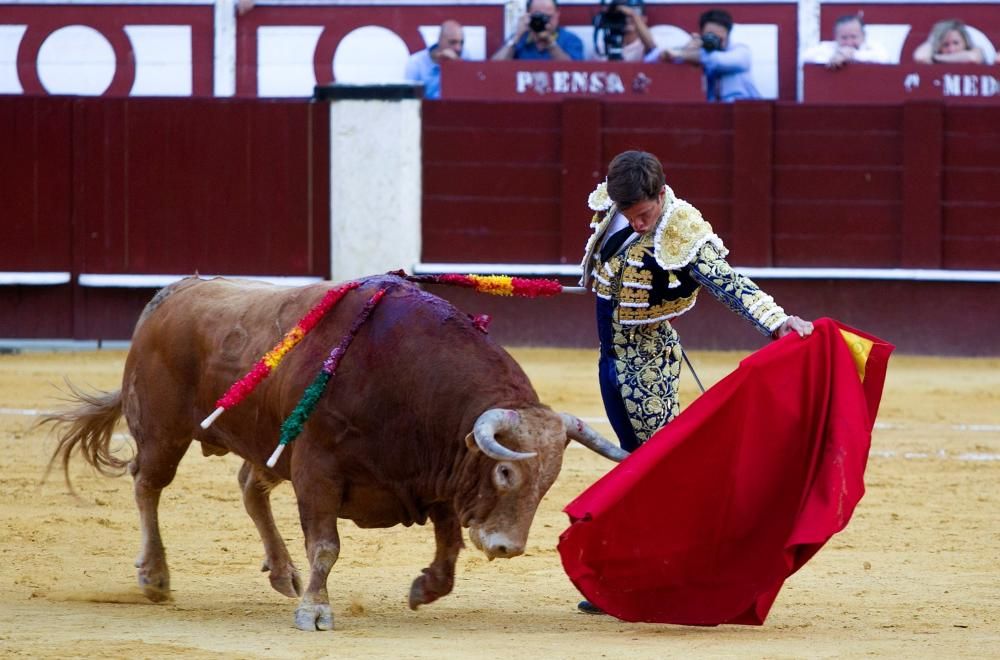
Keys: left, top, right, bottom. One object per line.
{"left": 422, "top": 99, "right": 1000, "bottom": 270}
{"left": 3, "top": 95, "right": 999, "bottom": 353}
{"left": 0, "top": 96, "right": 329, "bottom": 339}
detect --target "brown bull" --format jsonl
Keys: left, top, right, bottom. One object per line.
{"left": 45, "top": 274, "right": 625, "bottom": 631}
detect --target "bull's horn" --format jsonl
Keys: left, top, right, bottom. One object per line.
{"left": 560, "top": 413, "right": 629, "bottom": 462}
{"left": 469, "top": 409, "right": 537, "bottom": 461}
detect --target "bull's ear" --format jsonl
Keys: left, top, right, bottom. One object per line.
{"left": 464, "top": 432, "right": 479, "bottom": 452}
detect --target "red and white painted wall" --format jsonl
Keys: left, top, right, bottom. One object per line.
{"left": 1, "top": 0, "right": 998, "bottom": 101}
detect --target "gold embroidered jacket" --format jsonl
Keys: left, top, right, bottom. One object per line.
{"left": 581, "top": 192, "right": 789, "bottom": 334}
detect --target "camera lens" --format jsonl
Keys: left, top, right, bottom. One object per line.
{"left": 529, "top": 12, "right": 549, "bottom": 32}
{"left": 701, "top": 32, "right": 722, "bottom": 52}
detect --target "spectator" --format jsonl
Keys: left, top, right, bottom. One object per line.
{"left": 655, "top": 8, "right": 760, "bottom": 102}
{"left": 913, "top": 19, "right": 986, "bottom": 64}
{"left": 404, "top": 20, "right": 465, "bottom": 100}
{"left": 592, "top": 0, "right": 657, "bottom": 61}
{"left": 491, "top": 0, "right": 584, "bottom": 61}
{"left": 802, "top": 14, "right": 890, "bottom": 69}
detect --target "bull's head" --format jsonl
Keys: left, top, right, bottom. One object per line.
{"left": 462, "top": 408, "right": 626, "bottom": 560}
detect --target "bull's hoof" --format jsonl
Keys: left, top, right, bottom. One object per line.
{"left": 136, "top": 564, "right": 171, "bottom": 602}
{"left": 262, "top": 559, "right": 302, "bottom": 598}
{"left": 408, "top": 580, "right": 424, "bottom": 610}
{"left": 294, "top": 603, "right": 333, "bottom": 631}
{"left": 408, "top": 573, "right": 448, "bottom": 610}
{"left": 138, "top": 574, "right": 171, "bottom": 602}
{"left": 270, "top": 571, "right": 302, "bottom": 599}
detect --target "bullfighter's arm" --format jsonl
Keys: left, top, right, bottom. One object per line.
{"left": 686, "top": 242, "right": 789, "bottom": 337}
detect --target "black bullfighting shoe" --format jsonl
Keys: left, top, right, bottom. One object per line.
{"left": 577, "top": 600, "right": 606, "bottom": 615}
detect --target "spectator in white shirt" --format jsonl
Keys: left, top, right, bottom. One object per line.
{"left": 803, "top": 14, "right": 889, "bottom": 69}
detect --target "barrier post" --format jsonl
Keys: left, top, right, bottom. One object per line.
{"left": 315, "top": 84, "right": 423, "bottom": 281}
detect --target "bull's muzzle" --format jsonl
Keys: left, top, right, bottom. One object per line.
{"left": 470, "top": 528, "right": 525, "bottom": 560}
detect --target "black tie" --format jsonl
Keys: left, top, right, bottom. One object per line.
{"left": 599, "top": 226, "right": 635, "bottom": 262}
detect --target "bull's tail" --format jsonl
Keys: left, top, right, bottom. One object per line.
{"left": 40, "top": 381, "right": 132, "bottom": 491}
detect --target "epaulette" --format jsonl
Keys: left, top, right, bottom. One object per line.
{"left": 653, "top": 200, "right": 728, "bottom": 271}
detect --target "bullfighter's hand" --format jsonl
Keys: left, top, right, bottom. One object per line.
{"left": 774, "top": 315, "right": 814, "bottom": 339}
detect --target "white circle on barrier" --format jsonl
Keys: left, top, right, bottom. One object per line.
{"left": 37, "top": 25, "right": 116, "bottom": 96}
{"left": 332, "top": 26, "right": 410, "bottom": 84}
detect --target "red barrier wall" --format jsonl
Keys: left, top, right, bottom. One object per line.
{"left": 3, "top": 96, "right": 999, "bottom": 354}
{"left": 420, "top": 99, "right": 1000, "bottom": 355}
{"left": 422, "top": 99, "right": 1000, "bottom": 271}
{"left": 1, "top": 97, "right": 329, "bottom": 339}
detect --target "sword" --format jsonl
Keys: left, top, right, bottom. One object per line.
{"left": 681, "top": 348, "right": 706, "bottom": 394}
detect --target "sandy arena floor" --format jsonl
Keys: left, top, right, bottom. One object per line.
{"left": 1, "top": 346, "right": 998, "bottom": 658}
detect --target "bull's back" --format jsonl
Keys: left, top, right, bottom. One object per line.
{"left": 122, "top": 277, "right": 330, "bottom": 449}
{"left": 129, "top": 277, "right": 320, "bottom": 384}
{"left": 122, "top": 274, "right": 539, "bottom": 480}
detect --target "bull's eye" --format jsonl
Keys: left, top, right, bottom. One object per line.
{"left": 494, "top": 462, "right": 516, "bottom": 490}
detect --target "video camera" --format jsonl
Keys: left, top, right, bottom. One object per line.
{"left": 593, "top": 0, "right": 639, "bottom": 60}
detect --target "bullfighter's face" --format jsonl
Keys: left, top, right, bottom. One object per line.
{"left": 621, "top": 185, "right": 668, "bottom": 235}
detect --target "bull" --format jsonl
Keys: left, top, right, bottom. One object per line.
{"left": 45, "top": 273, "right": 625, "bottom": 631}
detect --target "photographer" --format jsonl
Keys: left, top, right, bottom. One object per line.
{"left": 656, "top": 8, "right": 759, "bottom": 102}
{"left": 592, "top": 0, "right": 657, "bottom": 61}
{"left": 491, "top": 0, "right": 584, "bottom": 61}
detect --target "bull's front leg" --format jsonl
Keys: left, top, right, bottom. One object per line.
{"left": 291, "top": 455, "right": 343, "bottom": 632}
{"left": 238, "top": 461, "right": 301, "bottom": 598}
{"left": 409, "top": 503, "right": 463, "bottom": 609}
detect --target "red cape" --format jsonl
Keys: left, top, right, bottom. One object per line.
{"left": 558, "top": 318, "right": 893, "bottom": 625}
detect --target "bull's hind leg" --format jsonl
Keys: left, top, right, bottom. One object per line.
{"left": 129, "top": 434, "right": 192, "bottom": 602}
{"left": 290, "top": 450, "right": 343, "bottom": 631}
{"left": 409, "top": 504, "right": 463, "bottom": 609}
{"left": 238, "top": 461, "right": 301, "bottom": 598}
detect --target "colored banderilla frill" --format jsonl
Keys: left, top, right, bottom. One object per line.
{"left": 199, "top": 280, "right": 362, "bottom": 430}
{"left": 403, "top": 273, "right": 570, "bottom": 297}
{"left": 266, "top": 287, "right": 388, "bottom": 468}
{"left": 201, "top": 273, "right": 574, "bottom": 432}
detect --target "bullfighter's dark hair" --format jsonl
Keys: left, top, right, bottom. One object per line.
{"left": 606, "top": 150, "right": 666, "bottom": 210}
